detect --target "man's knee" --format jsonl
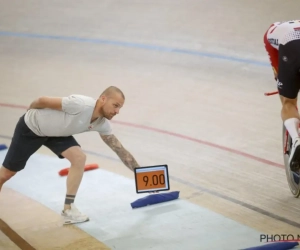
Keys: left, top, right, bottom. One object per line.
{"left": 0, "top": 166, "right": 16, "bottom": 182}
{"left": 61, "top": 147, "right": 86, "bottom": 167}
{"left": 73, "top": 153, "right": 86, "bottom": 167}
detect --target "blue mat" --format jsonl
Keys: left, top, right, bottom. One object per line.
{"left": 0, "top": 144, "right": 7, "bottom": 151}
{"left": 243, "top": 241, "right": 299, "bottom": 250}
{"left": 131, "top": 191, "right": 180, "bottom": 209}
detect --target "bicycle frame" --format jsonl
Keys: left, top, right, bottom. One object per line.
{"left": 264, "top": 91, "right": 279, "bottom": 96}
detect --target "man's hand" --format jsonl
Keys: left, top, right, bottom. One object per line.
{"left": 101, "top": 134, "right": 159, "bottom": 193}
{"left": 100, "top": 134, "right": 140, "bottom": 171}
{"left": 28, "top": 97, "right": 63, "bottom": 111}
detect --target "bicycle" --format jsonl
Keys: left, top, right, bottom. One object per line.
{"left": 265, "top": 90, "right": 300, "bottom": 197}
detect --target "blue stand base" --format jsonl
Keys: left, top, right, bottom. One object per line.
{"left": 131, "top": 191, "right": 180, "bottom": 209}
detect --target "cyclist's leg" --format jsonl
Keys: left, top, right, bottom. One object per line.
{"left": 277, "top": 40, "right": 300, "bottom": 166}
{"left": 280, "top": 96, "right": 299, "bottom": 143}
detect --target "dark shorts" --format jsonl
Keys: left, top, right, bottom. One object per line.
{"left": 277, "top": 39, "right": 300, "bottom": 99}
{"left": 2, "top": 114, "right": 80, "bottom": 172}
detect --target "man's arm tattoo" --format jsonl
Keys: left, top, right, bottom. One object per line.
{"left": 101, "top": 134, "right": 140, "bottom": 171}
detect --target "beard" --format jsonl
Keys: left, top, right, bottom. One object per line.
{"left": 101, "top": 107, "right": 115, "bottom": 120}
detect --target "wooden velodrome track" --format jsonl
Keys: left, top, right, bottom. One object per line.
{"left": 1, "top": 0, "right": 300, "bottom": 249}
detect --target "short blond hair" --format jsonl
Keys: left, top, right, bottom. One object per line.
{"left": 101, "top": 86, "right": 125, "bottom": 99}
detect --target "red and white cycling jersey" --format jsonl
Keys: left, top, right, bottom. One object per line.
{"left": 266, "top": 20, "right": 300, "bottom": 49}
{"left": 264, "top": 20, "right": 300, "bottom": 77}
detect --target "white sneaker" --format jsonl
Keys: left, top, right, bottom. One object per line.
{"left": 61, "top": 203, "right": 89, "bottom": 225}
{"left": 289, "top": 137, "right": 300, "bottom": 171}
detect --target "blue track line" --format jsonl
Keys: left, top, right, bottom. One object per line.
{"left": 0, "top": 30, "right": 269, "bottom": 66}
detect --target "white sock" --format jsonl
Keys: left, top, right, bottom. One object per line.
{"left": 284, "top": 118, "right": 300, "bottom": 143}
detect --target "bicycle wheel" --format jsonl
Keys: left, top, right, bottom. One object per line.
{"left": 282, "top": 123, "right": 300, "bottom": 197}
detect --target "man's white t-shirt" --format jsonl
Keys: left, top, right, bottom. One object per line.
{"left": 24, "top": 95, "right": 113, "bottom": 137}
